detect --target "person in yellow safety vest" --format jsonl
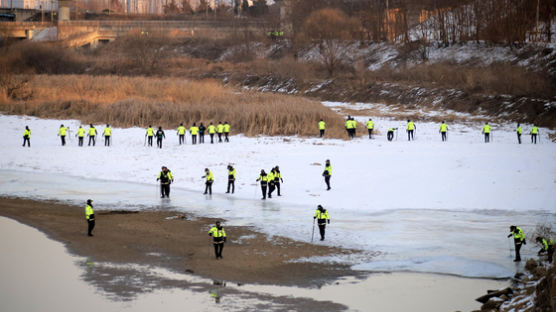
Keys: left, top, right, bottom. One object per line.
{"left": 530, "top": 125, "right": 539, "bottom": 144}
{"left": 23, "top": 126, "right": 31, "bottom": 147}
{"left": 345, "top": 117, "right": 355, "bottom": 139}
{"left": 508, "top": 225, "right": 526, "bottom": 262}
{"left": 177, "top": 123, "right": 186, "bottom": 145}
{"left": 267, "top": 168, "right": 276, "bottom": 199}
{"left": 406, "top": 119, "right": 416, "bottom": 141}
{"left": 76, "top": 126, "right": 86, "bottom": 146}
{"left": 190, "top": 123, "right": 199, "bottom": 145}
{"left": 273, "top": 165, "right": 284, "bottom": 196}
{"left": 439, "top": 121, "right": 448, "bottom": 142}
{"left": 223, "top": 121, "right": 231, "bottom": 142}
{"left": 87, "top": 124, "right": 97, "bottom": 146}
{"left": 103, "top": 124, "right": 112, "bottom": 147}
{"left": 256, "top": 169, "right": 269, "bottom": 200}
{"left": 85, "top": 199, "right": 95, "bottom": 237}
{"left": 387, "top": 128, "right": 397, "bottom": 141}
{"left": 226, "top": 165, "right": 236, "bottom": 194}
{"left": 145, "top": 125, "right": 155, "bottom": 147}
{"left": 202, "top": 168, "right": 214, "bottom": 195}
{"left": 516, "top": 123, "right": 522, "bottom": 144}
{"left": 208, "top": 221, "right": 226, "bottom": 259}
{"left": 208, "top": 122, "right": 216, "bottom": 144}
{"left": 157, "top": 166, "right": 174, "bottom": 198}
{"left": 322, "top": 159, "right": 332, "bottom": 190}
{"left": 217, "top": 122, "right": 224, "bottom": 143}
{"left": 482, "top": 122, "right": 492, "bottom": 143}
{"left": 318, "top": 119, "right": 326, "bottom": 138}
{"left": 314, "top": 205, "right": 330, "bottom": 241}
{"left": 536, "top": 236, "right": 554, "bottom": 263}
{"left": 58, "top": 124, "right": 69, "bottom": 146}
{"left": 366, "top": 118, "right": 375, "bottom": 139}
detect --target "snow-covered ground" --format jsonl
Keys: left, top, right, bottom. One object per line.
{"left": 1, "top": 107, "right": 555, "bottom": 279}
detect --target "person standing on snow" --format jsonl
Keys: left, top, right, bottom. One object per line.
{"left": 322, "top": 159, "right": 332, "bottom": 191}
{"left": 103, "top": 124, "right": 112, "bottom": 146}
{"left": 273, "top": 166, "right": 283, "bottom": 196}
{"left": 256, "top": 169, "right": 269, "bottom": 200}
{"left": 530, "top": 125, "right": 539, "bottom": 144}
{"left": 439, "top": 121, "right": 448, "bottom": 142}
{"left": 155, "top": 127, "right": 165, "bottom": 149}
{"left": 198, "top": 123, "right": 206, "bottom": 144}
{"left": 314, "top": 205, "right": 330, "bottom": 241}
{"left": 508, "top": 225, "right": 526, "bottom": 262}
{"left": 223, "top": 121, "right": 231, "bottom": 142}
{"left": 366, "top": 118, "right": 374, "bottom": 139}
{"left": 145, "top": 125, "right": 155, "bottom": 147}
{"left": 58, "top": 124, "right": 69, "bottom": 146}
{"left": 190, "top": 123, "right": 199, "bottom": 145}
{"left": 318, "top": 119, "right": 326, "bottom": 138}
{"left": 482, "top": 122, "right": 492, "bottom": 143}
{"left": 22, "top": 126, "right": 31, "bottom": 147}
{"left": 88, "top": 124, "right": 97, "bottom": 146}
{"left": 157, "top": 166, "right": 174, "bottom": 198}
{"left": 217, "top": 122, "right": 224, "bottom": 143}
{"left": 406, "top": 119, "right": 416, "bottom": 141}
{"left": 177, "top": 123, "right": 186, "bottom": 145}
{"left": 208, "top": 122, "right": 216, "bottom": 144}
{"left": 226, "top": 165, "right": 236, "bottom": 194}
{"left": 202, "top": 168, "right": 214, "bottom": 195}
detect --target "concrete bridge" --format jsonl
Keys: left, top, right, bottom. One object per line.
{"left": 0, "top": 19, "right": 271, "bottom": 47}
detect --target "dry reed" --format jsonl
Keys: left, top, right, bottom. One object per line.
{"left": 0, "top": 75, "right": 347, "bottom": 138}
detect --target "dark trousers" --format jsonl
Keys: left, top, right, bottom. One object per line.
{"left": 213, "top": 241, "right": 224, "bottom": 259}
{"left": 324, "top": 175, "right": 331, "bottom": 190}
{"left": 87, "top": 219, "right": 95, "bottom": 236}
{"left": 88, "top": 136, "right": 95, "bottom": 146}
{"left": 157, "top": 138, "right": 163, "bottom": 148}
{"left": 441, "top": 132, "right": 447, "bottom": 141}
{"left": 407, "top": 130, "right": 414, "bottom": 141}
{"left": 204, "top": 181, "right": 213, "bottom": 195}
{"left": 318, "top": 223, "right": 326, "bottom": 240}
{"left": 348, "top": 129, "right": 354, "bottom": 139}
{"left": 105, "top": 136, "right": 110, "bottom": 146}
{"left": 218, "top": 133, "right": 222, "bottom": 142}
{"left": 227, "top": 179, "right": 235, "bottom": 193}
{"left": 179, "top": 134, "right": 185, "bottom": 145}
{"left": 368, "top": 129, "right": 373, "bottom": 139}
{"left": 61, "top": 135, "right": 66, "bottom": 146}
{"left": 484, "top": 133, "right": 490, "bottom": 143}
{"left": 275, "top": 181, "right": 281, "bottom": 196}
{"left": 514, "top": 240, "right": 522, "bottom": 261}
{"left": 199, "top": 134, "right": 205, "bottom": 143}
{"left": 210, "top": 134, "right": 214, "bottom": 143}
{"left": 268, "top": 182, "right": 275, "bottom": 198}
{"left": 387, "top": 131, "right": 394, "bottom": 141}
{"left": 23, "top": 136, "right": 30, "bottom": 147}
{"left": 224, "top": 132, "right": 229, "bottom": 142}
{"left": 517, "top": 133, "right": 521, "bottom": 144}
{"left": 191, "top": 135, "right": 197, "bottom": 144}
{"left": 260, "top": 184, "right": 267, "bottom": 199}
{"left": 148, "top": 136, "right": 153, "bottom": 146}
{"left": 320, "top": 129, "right": 325, "bottom": 137}
{"left": 160, "top": 183, "right": 170, "bottom": 198}
{"left": 531, "top": 134, "right": 537, "bottom": 144}
{"left": 78, "top": 137, "right": 83, "bottom": 146}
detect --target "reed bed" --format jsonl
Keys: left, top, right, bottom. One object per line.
{"left": 0, "top": 75, "right": 347, "bottom": 138}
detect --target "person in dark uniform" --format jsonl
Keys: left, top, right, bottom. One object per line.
{"left": 322, "top": 159, "right": 332, "bottom": 191}
{"left": 199, "top": 123, "right": 206, "bottom": 144}
{"left": 157, "top": 166, "right": 174, "bottom": 198}
{"left": 208, "top": 221, "right": 226, "bottom": 259}
{"left": 508, "top": 225, "right": 526, "bottom": 262}
{"left": 226, "top": 165, "right": 236, "bottom": 194}
{"left": 256, "top": 169, "right": 268, "bottom": 200}
{"left": 85, "top": 199, "right": 95, "bottom": 237}
{"left": 313, "top": 205, "right": 330, "bottom": 241}
{"left": 156, "top": 127, "right": 165, "bottom": 149}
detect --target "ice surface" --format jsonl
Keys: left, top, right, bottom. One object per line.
{"left": 1, "top": 113, "right": 555, "bottom": 278}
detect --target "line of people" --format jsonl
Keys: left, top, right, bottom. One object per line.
{"left": 53, "top": 124, "right": 113, "bottom": 147}
{"left": 256, "top": 166, "right": 284, "bottom": 200}
{"left": 317, "top": 117, "right": 542, "bottom": 144}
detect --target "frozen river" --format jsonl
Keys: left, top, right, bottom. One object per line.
{"left": 2, "top": 169, "right": 552, "bottom": 279}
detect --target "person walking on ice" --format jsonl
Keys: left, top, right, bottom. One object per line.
{"left": 366, "top": 118, "right": 374, "bottom": 139}
{"left": 508, "top": 225, "right": 526, "bottom": 262}
{"left": 208, "top": 221, "right": 226, "bottom": 259}
{"left": 85, "top": 199, "right": 95, "bottom": 237}
{"left": 314, "top": 205, "right": 330, "bottom": 241}
{"left": 406, "top": 119, "right": 416, "bottom": 141}
{"left": 223, "top": 121, "right": 231, "bottom": 142}
{"left": 226, "top": 165, "right": 236, "bottom": 194}
{"left": 145, "top": 125, "right": 155, "bottom": 147}
{"left": 516, "top": 123, "right": 522, "bottom": 144}
{"left": 177, "top": 123, "right": 186, "bottom": 145}
{"left": 190, "top": 123, "right": 199, "bottom": 145}
{"left": 322, "top": 159, "right": 332, "bottom": 191}
{"left": 439, "top": 121, "right": 448, "bottom": 142}
{"left": 76, "top": 126, "right": 85, "bottom": 146}
{"left": 256, "top": 170, "right": 269, "bottom": 200}
{"left": 155, "top": 127, "right": 165, "bottom": 149}
{"left": 103, "top": 124, "right": 112, "bottom": 146}
{"left": 157, "top": 166, "right": 174, "bottom": 198}
{"left": 530, "top": 125, "right": 539, "bottom": 144}
{"left": 217, "top": 122, "right": 224, "bottom": 143}
{"left": 202, "top": 168, "right": 214, "bottom": 195}
{"left": 318, "top": 119, "right": 326, "bottom": 138}
{"left": 22, "top": 126, "right": 31, "bottom": 147}
{"left": 58, "top": 124, "right": 69, "bottom": 146}
{"left": 88, "top": 124, "right": 97, "bottom": 146}
{"left": 482, "top": 122, "right": 492, "bottom": 143}
{"left": 273, "top": 166, "right": 283, "bottom": 196}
